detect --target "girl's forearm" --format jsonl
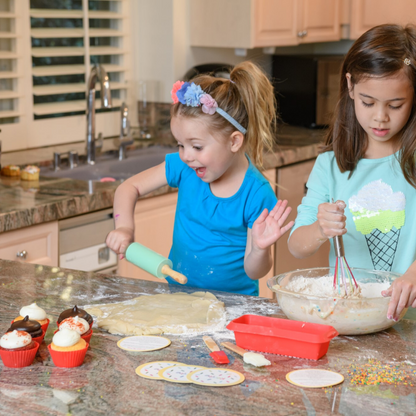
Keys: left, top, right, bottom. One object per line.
{"left": 113, "top": 182, "right": 139, "bottom": 231}
{"left": 288, "top": 222, "right": 328, "bottom": 259}
{"left": 244, "top": 247, "right": 273, "bottom": 280}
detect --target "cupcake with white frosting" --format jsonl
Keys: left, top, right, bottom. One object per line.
{"left": 0, "top": 330, "right": 39, "bottom": 368}
{"left": 14, "top": 302, "right": 50, "bottom": 332}
{"left": 57, "top": 316, "right": 92, "bottom": 345}
{"left": 48, "top": 328, "right": 88, "bottom": 368}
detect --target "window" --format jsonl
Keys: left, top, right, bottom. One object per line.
{"left": 1, "top": 0, "right": 131, "bottom": 152}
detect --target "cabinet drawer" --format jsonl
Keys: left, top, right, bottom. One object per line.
{"left": 0, "top": 221, "right": 58, "bottom": 266}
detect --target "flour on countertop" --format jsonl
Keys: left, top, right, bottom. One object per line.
{"left": 285, "top": 274, "right": 390, "bottom": 298}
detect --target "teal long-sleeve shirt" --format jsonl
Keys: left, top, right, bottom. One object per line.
{"left": 290, "top": 151, "right": 416, "bottom": 275}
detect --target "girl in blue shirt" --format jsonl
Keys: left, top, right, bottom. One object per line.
{"left": 288, "top": 24, "right": 416, "bottom": 320}
{"left": 106, "top": 61, "right": 294, "bottom": 295}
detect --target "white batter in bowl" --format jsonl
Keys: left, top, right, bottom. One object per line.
{"left": 267, "top": 267, "right": 407, "bottom": 335}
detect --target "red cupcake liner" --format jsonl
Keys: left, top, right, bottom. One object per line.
{"left": 48, "top": 343, "right": 89, "bottom": 368}
{"left": 54, "top": 328, "right": 92, "bottom": 345}
{"left": 40, "top": 319, "right": 50, "bottom": 333}
{"left": 0, "top": 341, "right": 39, "bottom": 368}
{"left": 31, "top": 329, "right": 45, "bottom": 345}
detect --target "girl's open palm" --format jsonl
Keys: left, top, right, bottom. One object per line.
{"left": 252, "top": 200, "right": 294, "bottom": 250}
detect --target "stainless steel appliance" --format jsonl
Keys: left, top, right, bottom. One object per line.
{"left": 59, "top": 209, "right": 117, "bottom": 273}
{"left": 272, "top": 55, "right": 344, "bottom": 128}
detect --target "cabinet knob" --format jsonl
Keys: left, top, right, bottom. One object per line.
{"left": 16, "top": 250, "right": 27, "bottom": 260}
{"left": 297, "top": 30, "right": 308, "bottom": 38}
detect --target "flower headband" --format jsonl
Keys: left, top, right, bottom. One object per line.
{"left": 171, "top": 81, "right": 247, "bottom": 135}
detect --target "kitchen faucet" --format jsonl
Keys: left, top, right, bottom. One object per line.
{"left": 118, "top": 102, "right": 133, "bottom": 160}
{"left": 86, "top": 65, "right": 112, "bottom": 165}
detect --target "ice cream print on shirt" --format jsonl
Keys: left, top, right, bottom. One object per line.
{"left": 348, "top": 179, "right": 406, "bottom": 271}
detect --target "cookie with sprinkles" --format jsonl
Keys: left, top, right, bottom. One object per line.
{"left": 135, "top": 361, "right": 184, "bottom": 380}
{"left": 187, "top": 368, "right": 245, "bottom": 387}
{"left": 159, "top": 365, "right": 206, "bottom": 383}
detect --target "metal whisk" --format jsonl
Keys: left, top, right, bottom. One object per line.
{"left": 333, "top": 234, "right": 360, "bottom": 297}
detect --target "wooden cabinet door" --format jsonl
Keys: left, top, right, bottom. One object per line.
{"left": 350, "top": 0, "right": 416, "bottom": 39}
{"left": 253, "top": 0, "right": 299, "bottom": 47}
{"left": 258, "top": 168, "right": 277, "bottom": 299}
{"left": 0, "top": 221, "right": 58, "bottom": 266}
{"left": 275, "top": 160, "right": 330, "bottom": 276}
{"left": 117, "top": 192, "right": 178, "bottom": 283}
{"left": 299, "top": 0, "right": 341, "bottom": 43}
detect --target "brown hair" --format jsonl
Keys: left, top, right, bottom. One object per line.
{"left": 171, "top": 61, "right": 277, "bottom": 168}
{"left": 322, "top": 24, "right": 416, "bottom": 188}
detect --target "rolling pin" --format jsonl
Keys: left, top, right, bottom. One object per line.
{"left": 125, "top": 242, "right": 187, "bottom": 285}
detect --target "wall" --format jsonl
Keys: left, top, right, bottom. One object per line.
{"left": 131, "top": 0, "right": 354, "bottom": 105}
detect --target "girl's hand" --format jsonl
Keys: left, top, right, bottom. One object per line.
{"left": 105, "top": 227, "right": 134, "bottom": 260}
{"left": 382, "top": 269, "right": 416, "bottom": 321}
{"left": 316, "top": 200, "right": 347, "bottom": 240}
{"left": 251, "top": 200, "right": 294, "bottom": 250}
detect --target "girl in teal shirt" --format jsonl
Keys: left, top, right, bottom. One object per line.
{"left": 289, "top": 24, "right": 416, "bottom": 320}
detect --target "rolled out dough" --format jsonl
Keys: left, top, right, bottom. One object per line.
{"left": 85, "top": 291, "right": 226, "bottom": 336}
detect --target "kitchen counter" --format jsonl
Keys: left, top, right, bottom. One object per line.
{"left": 0, "top": 125, "right": 325, "bottom": 233}
{"left": 0, "top": 259, "right": 415, "bottom": 416}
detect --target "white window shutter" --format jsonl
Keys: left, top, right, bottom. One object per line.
{"left": 1, "top": 0, "right": 131, "bottom": 152}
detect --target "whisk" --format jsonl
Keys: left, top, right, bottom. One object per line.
{"left": 333, "top": 234, "right": 360, "bottom": 297}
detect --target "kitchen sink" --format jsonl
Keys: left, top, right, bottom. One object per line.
{"left": 40, "top": 145, "right": 177, "bottom": 181}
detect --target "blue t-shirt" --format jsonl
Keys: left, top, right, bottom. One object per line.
{"left": 165, "top": 152, "right": 277, "bottom": 296}
{"left": 291, "top": 151, "right": 416, "bottom": 275}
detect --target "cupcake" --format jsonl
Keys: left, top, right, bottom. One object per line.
{"left": 14, "top": 302, "right": 49, "bottom": 333}
{"left": 0, "top": 330, "right": 39, "bottom": 368}
{"left": 57, "top": 316, "right": 92, "bottom": 344}
{"left": 57, "top": 305, "right": 93, "bottom": 326}
{"left": 21, "top": 165, "right": 40, "bottom": 181}
{"left": 7, "top": 315, "right": 45, "bottom": 344}
{"left": 48, "top": 328, "right": 88, "bottom": 368}
{"left": 1, "top": 165, "right": 20, "bottom": 177}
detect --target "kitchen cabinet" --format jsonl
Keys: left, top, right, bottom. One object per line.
{"left": 275, "top": 160, "right": 330, "bottom": 275}
{"left": 350, "top": 0, "right": 416, "bottom": 39}
{"left": 258, "top": 168, "right": 277, "bottom": 299}
{"left": 117, "top": 191, "right": 178, "bottom": 283}
{"left": 0, "top": 221, "right": 58, "bottom": 266}
{"left": 190, "top": 0, "right": 341, "bottom": 49}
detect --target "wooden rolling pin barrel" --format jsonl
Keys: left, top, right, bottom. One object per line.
{"left": 125, "top": 242, "right": 187, "bottom": 284}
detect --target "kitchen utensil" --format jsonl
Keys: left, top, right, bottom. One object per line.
{"left": 221, "top": 342, "right": 271, "bottom": 367}
{"left": 227, "top": 314, "right": 338, "bottom": 360}
{"left": 203, "top": 336, "right": 229, "bottom": 364}
{"left": 331, "top": 199, "right": 359, "bottom": 297}
{"left": 125, "top": 242, "right": 187, "bottom": 284}
{"left": 267, "top": 267, "right": 407, "bottom": 335}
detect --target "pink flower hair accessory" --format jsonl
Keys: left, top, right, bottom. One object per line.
{"left": 171, "top": 81, "right": 185, "bottom": 104}
{"left": 200, "top": 94, "right": 218, "bottom": 115}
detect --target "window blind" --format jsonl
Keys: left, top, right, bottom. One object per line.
{"left": 1, "top": 0, "right": 131, "bottom": 152}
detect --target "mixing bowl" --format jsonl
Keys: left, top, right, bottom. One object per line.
{"left": 267, "top": 267, "right": 407, "bottom": 335}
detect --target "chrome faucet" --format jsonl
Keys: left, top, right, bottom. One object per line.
{"left": 86, "top": 65, "right": 112, "bottom": 165}
{"left": 118, "top": 102, "right": 133, "bottom": 160}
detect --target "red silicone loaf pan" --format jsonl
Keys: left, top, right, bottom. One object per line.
{"left": 227, "top": 315, "right": 338, "bottom": 360}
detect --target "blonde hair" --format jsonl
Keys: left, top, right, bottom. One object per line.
{"left": 171, "top": 61, "right": 277, "bottom": 168}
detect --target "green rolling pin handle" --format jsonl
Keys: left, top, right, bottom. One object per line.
{"left": 161, "top": 265, "right": 188, "bottom": 285}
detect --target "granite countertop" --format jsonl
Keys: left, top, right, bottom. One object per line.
{"left": 0, "top": 126, "right": 325, "bottom": 233}
{"left": 0, "top": 259, "right": 415, "bottom": 415}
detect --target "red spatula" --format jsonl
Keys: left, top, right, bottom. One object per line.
{"left": 203, "top": 336, "right": 229, "bottom": 364}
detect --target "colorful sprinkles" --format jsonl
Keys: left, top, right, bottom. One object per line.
{"left": 347, "top": 359, "right": 415, "bottom": 386}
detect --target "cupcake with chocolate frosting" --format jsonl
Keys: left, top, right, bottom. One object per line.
{"left": 14, "top": 302, "right": 49, "bottom": 332}
{"left": 48, "top": 328, "right": 88, "bottom": 368}
{"left": 57, "top": 305, "right": 93, "bottom": 326}
{"left": 0, "top": 330, "right": 39, "bottom": 368}
{"left": 8, "top": 315, "right": 44, "bottom": 343}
